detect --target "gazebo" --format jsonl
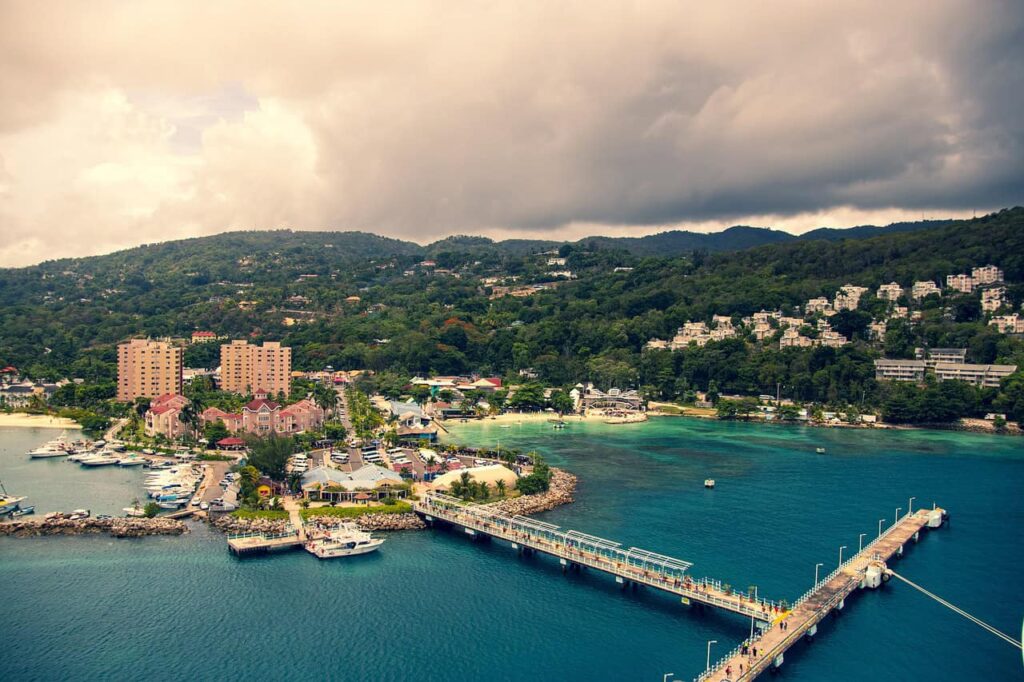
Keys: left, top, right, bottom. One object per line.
{"left": 354, "top": 492, "right": 372, "bottom": 505}
{"left": 217, "top": 437, "right": 246, "bottom": 450}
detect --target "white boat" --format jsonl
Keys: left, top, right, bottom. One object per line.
{"left": 118, "top": 456, "right": 146, "bottom": 466}
{"left": 158, "top": 501, "right": 185, "bottom": 510}
{"left": 305, "top": 523, "right": 385, "bottom": 559}
{"left": 28, "top": 444, "right": 70, "bottom": 458}
{"left": 80, "top": 454, "right": 120, "bottom": 466}
{"left": 123, "top": 506, "right": 146, "bottom": 517}
{"left": 816, "top": 447, "right": 827, "bottom": 454}
{"left": 704, "top": 479, "right": 715, "bottom": 488}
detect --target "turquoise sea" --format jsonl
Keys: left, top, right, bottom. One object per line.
{"left": 1, "top": 419, "right": 1022, "bottom": 681}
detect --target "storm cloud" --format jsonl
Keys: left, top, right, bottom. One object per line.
{"left": 1, "top": 0, "right": 1021, "bottom": 266}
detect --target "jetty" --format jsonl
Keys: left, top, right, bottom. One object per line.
{"left": 226, "top": 524, "right": 304, "bottom": 556}
{"left": 413, "top": 492, "right": 948, "bottom": 681}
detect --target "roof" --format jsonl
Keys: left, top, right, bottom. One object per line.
{"left": 149, "top": 405, "right": 176, "bottom": 415}
{"left": 217, "top": 437, "right": 245, "bottom": 446}
{"left": 244, "top": 398, "right": 281, "bottom": 412}
{"left": 192, "top": 331, "right": 217, "bottom": 337}
{"left": 432, "top": 464, "right": 518, "bottom": 490}
{"left": 388, "top": 400, "right": 423, "bottom": 418}
{"left": 300, "top": 464, "right": 403, "bottom": 491}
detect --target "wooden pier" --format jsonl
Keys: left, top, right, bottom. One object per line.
{"left": 226, "top": 527, "right": 304, "bottom": 556}
{"left": 413, "top": 493, "right": 948, "bottom": 681}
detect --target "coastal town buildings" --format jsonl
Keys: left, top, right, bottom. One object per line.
{"left": 876, "top": 282, "right": 904, "bottom": 301}
{"left": 805, "top": 297, "right": 833, "bottom": 315}
{"left": 873, "top": 359, "right": 927, "bottom": 382}
{"left": 875, "top": 355, "right": 1016, "bottom": 387}
{"left": 915, "top": 348, "right": 968, "bottom": 366}
{"left": 219, "top": 340, "right": 292, "bottom": 395}
{"left": 989, "top": 313, "right": 1024, "bottom": 334}
{"left": 972, "top": 265, "right": 1004, "bottom": 285}
{"left": 116, "top": 339, "right": 184, "bottom": 401}
{"left": 946, "top": 273, "right": 975, "bottom": 293}
{"left": 780, "top": 327, "right": 813, "bottom": 348}
{"left": 300, "top": 464, "right": 407, "bottom": 503}
{"left": 200, "top": 390, "right": 324, "bottom": 436}
{"left": 911, "top": 281, "right": 941, "bottom": 299}
{"left": 981, "top": 287, "right": 1007, "bottom": 312}
{"left": 578, "top": 385, "right": 643, "bottom": 412}
{"left": 190, "top": 331, "right": 223, "bottom": 344}
{"left": 144, "top": 394, "right": 189, "bottom": 439}
{"left": 834, "top": 285, "right": 868, "bottom": 311}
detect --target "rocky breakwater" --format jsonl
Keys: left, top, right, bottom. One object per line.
{"left": 0, "top": 516, "right": 188, "bottom": 538}
{"left": 491, "top": 468, "right": 577, "bottom": 516}
{"left": 353, "top": 512, "right": 426, "bottom": 531}
{"left": 211, "top": 514, "right": 290, "bottom": 535}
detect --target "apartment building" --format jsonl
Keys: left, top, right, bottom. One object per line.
{"left": 874, "top": 359, "right": 927, "bottom": 383}
{"left": 989, "top": 314, "right": 1024, "bottom": 334}
{"left": 946, "top": 273, "right": 975, "bottom": 294}
{"left": 117, "top": 339, "right": 184, "bottom": 401}
{"left": 219, "top": 340, "right": 292, "bottom": 395}
{"left": 972, "top": 265, "right": 1004, "bottom": 285}
{"left": 981, "top": 287, "right": 1006, "bottom": 313}
{"left": 876, "top": 282, "right": 903, "bottom": 301}
{"left": 834, "top": 285, "right": 868, "bottom": 311}
{"left": 932, "top": 362, "right": 1016, "bottom": 388}
{"left": 911, "top": 281, "right": 941, "bottom": 299}
{"left": 915, "top": 348, "right": 968, "bottom": 366}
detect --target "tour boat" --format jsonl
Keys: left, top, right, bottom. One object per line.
{"left": 11, "top": 505, "right": 35, "bottom": 517}
{"left": 305, "top": 524, "right": 385, "bottom": 559}
{"left": 0, "top": 481, "right": 27, "bottom": 515}
{"left": 704, "top": 479, "right": 715, "bottom": 488}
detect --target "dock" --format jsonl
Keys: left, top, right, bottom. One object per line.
{"left": 226, "top": 526, "right": 304, "bottom": 556}
{"left": 413, "top": 492, "right": 948, "bottom": 681}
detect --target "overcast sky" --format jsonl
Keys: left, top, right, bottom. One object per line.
{"left": 1, "top": 1, "right": 1021, "bottom": 267}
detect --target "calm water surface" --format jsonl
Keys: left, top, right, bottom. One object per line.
{"left": 1, "top": 420, "right": 1022, "bottom": 681}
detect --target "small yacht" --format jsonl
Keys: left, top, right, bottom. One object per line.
{"left": 305, "top": 524, "right": 385, "bottom": 559}
{"left": 0, "top": 481, "right": 27, "bottom": 515}
{"left": 816, "top": 447, "right": 827, "bottom": 454}
{"left": 704, "top": 479, "right": 715, "bottom": 488}
{"left": 11, "top": 505, "right": 35, "bottom": 517}
{"left": 117, "top": 456, "right": 146, "bottom": 467}
{"left": 123, "top": 506, "right": 146, "bottom": 517}
{"left": 80, "top": 453, "right": 120, "bottom": 466}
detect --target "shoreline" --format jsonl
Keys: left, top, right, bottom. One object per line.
{"left": 0, "top": 413, "right": 81, "bottom": 430}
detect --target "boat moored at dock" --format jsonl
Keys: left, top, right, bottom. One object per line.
{"left": 304, "top": 524, "right": 385, "bottom": 559}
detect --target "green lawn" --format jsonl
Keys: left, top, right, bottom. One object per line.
{"left": 300, "top": 501, "right": 412, "bottom": 520}
{"left": 230, "top": 509, "right": 290, "bottom": 520}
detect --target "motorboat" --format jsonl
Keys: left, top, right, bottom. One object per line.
{"left": 27, "top": 432, "right": 76, "bottom": 458}
{"left": 118, "top": 456, "right": 146, "bottom": 466}
{"left": 11, "top": 505, "right": 35, "bottom": 517}
{"left": 0, "top": 481, "right": 27, "bottom": 515}
{"left": 123, "top": 506, "right": 146, "bottom": 517}
{"left": 158, "top": 500, "right": 186, "bottom": 510}
{"left": 80, "top": 454, "right": 120, "bottom": 466}
{"left": 305, "top": 523, "right": 385, "bottom": 559}
{"left": 704, "top": 479, "right": 715, "bottom": 488}
{"left": 69, "top": 508, "right": 91, "bottom": 520}
{"left": 816, "top": 447, "right": 827, "bottom": 454}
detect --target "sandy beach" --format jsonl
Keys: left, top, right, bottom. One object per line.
{"left": 0, "top": 413, "right": 81, "bottom": 429}
{"left": 451, "top": 411, "right": 607, "bottom": 425}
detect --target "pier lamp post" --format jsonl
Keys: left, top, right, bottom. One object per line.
{"left": 908, "top": 496, "right": 916, "bottom": 515}
{"left": 895, "top": 507, "right": 902, "bottom": 525}
{"left": 706, "top": 640, "right": 717, "bottom": 672}
{"left": 859, "top": 533, "right": 867, "bottom": 552}
{"left": 663, "top": 674, "right": 674, "bottom": 682}
{"left": 815, "top": 562, "right": 823, "bottom": 587}
{"left": 838, "top": 545, "right": 847, "bottom": 567}
{"left": 878, "top": 518, "right": 885, "bottom": 537}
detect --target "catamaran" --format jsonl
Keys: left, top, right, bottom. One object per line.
{"left": 0, "top": 480, "right": 27, "bottom": 515}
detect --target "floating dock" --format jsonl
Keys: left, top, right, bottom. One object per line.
{"left": 226, "top": 527, "right": 303, "bottom": 556}
{"left": 413, "top": 492, "right": 948, "bottom": 681}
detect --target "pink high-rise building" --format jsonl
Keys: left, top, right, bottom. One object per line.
{"left": 220, "top": 340, "right": 292, "bottom": 396}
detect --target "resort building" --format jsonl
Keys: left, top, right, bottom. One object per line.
{"left": 911, "top": 281, "right": 941, "bottom": 299}
{"left": 219, "top": 340, "right": 292, "bottom": 395}
{"left": 989, "top": 314, "right": 1024, "bottom": 334}
{"left": 819, "top": 330, "right": 849, "bottom": 348}
{"left": 190, "top": 331, "right": 222, "bottom": 344}
{"left": 117, "top": 339, "right": 184, "bottom": 401}
{"left": 144, "top": 394, "right": 190, "bottom": 440}
{"left": 805, "top": 297, "right": 833, "bottom": 315}
{"left": 972, "top": 265, "right": 1004, "bottom": 285}
{"left": 868, "top": 320, "right": 887, "bottom": 339}
{"left": 876, "top": 282, "right": 904, "bottom": 301}
{"left": 432, "top": 464, "right": 518, "bottom": 492}
{"left": 201, "top": 391, "right": 324, "bottom": 436}
{"left": 779, "top": 328, "right": 813, "bottom": 348}
{"left": 834, "top": 285, "right": 869, "bottom": 311}
{"left": 932, "top": 363, "right": 1017, "bottom": 388}
{"left": 946, "top": 273, "right": 975, "bottom": 294}
{"left": 579, "top": 385, "right": 643, "bottom": 412}
{"left": 753, "top": 321, "right": 774, "bottom": 341}
{"left": 915, "top": 348, "right": 968, "bottom": 366}
{"left": 981, "top": 287, "right": 1007, "bottom": 313}
{"left": 300, "top": 464, "right": 407, "bottom": 503}
{"left": 874, "top": 359, "right": 927, "bottom": 383}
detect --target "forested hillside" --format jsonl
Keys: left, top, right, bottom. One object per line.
{"left": 1, "top": 208, "right": 1023, "bottom": 421}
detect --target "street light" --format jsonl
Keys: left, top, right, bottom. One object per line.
{"left": 814, "top": 562, "right": 824, "bottom": 587}
{"left": 878, "top": 518, "right": 886, "bottom": 537}
{"left": 895, "top": 507, "right": 902, "bottom": 525}
{"left": 859, "top": 533, "right": 867, "bottom": 552}
{"left": 663, "top": 674, "right": 674, "bottom": 682}
{"left": 908, "top": 496, "right": 916, "bottom": 515}
{"left": 838, "top": 545, "right": 847, "bottom": 567}
{"left": 706, "top": 640, "right": 718, "bottom": 672}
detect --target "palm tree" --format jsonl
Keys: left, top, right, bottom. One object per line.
{"left": 178, "top": 403, "right": 199, "bottom": 442}
{"left": 313, "top": 385, "right": 338, "bottom": 416}
{"left": 495, "top": 479, "right": 507, "bottom": 498}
